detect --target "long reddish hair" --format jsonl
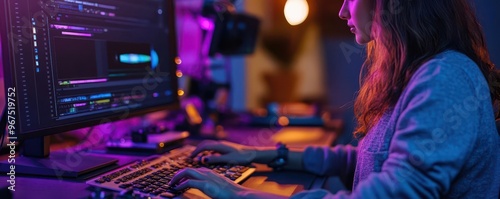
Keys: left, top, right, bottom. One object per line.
{"left": 354, "top": 0, "right": 500, "bottom": 137}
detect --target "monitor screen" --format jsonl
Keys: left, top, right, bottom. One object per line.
{"left": 1, "top": 0, "right": 179, "bottom": 140}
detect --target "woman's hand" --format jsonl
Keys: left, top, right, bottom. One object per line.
{"left": 190, "top": 140, "right": 257, "bottom": 165}
{"left": 168, "top": 168, "right": 246, "bottom": 198}
{"left": 168, "top": 168, "right": 287, "bottom": 199}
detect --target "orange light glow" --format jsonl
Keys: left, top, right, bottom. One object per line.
{"left": 178, "top": 89, "right": 185, "bottom": 96}
{"left": 272, "top": 127, "right": 324, "bottom": 143}
{"left": 175, "top": 57, "right": 182, "bottom": 65}
{"left": 278, "top": 116, "right": 290, "bottom": 126}
{"left": 176, "top": 70, "right": 183, "bottom": 77}
{"left": 186, "top": 103, "right": 203, "bottom": 125}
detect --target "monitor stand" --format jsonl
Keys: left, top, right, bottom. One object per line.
{"left": 0, "top": 136, "right": 118, "bottom": 178}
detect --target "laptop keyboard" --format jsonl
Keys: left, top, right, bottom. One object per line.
{"left": 86, "top": 145, "right": 255, "bottom": 198}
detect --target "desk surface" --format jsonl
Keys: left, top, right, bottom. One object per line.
{"left": 0, "top": 126, "right": 340, "bottom": 199}
{"left": 224, "top": 126, "right": 338, "bottom": 148}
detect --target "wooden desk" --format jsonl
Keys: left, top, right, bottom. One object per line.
{"left": 223, "top": 126, "right": 338, "bottom": 148}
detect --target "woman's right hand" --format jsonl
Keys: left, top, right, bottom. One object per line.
{"left": 189, "top": 140, "right": 257, "bottom": 165}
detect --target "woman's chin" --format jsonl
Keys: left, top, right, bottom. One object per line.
{"left": 355, "top": 35, "right": 371, "bottom": 45}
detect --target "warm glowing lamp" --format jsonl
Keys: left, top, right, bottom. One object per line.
{"left": 284, "top": 0, "right": 309, "bottom": 26}
{"left": 178, "top": 89, "right": 185, "bottom": 96}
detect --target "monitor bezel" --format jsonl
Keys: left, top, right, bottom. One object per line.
{"left": 0, "top": 0, "right": 180, "bottom": 140}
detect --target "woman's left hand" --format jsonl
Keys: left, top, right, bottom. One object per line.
{"left": 168, "top": 167, "right": 249, "bottom": 198}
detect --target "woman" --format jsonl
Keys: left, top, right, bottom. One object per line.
{"left": 169, "top": 0, "right": 500, "bottom": 198}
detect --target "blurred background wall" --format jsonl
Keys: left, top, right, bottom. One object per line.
{"left": 243, "top": 0, "right": 363, "bottom": 144}
{"left": 241, "top": 0, "right": 499, "bottom": 144}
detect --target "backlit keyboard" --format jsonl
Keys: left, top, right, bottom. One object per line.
{"left": 86, "top": 145, "right": 255, "bottom": 198}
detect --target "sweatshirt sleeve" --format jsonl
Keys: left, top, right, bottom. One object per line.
{"left": 292, "top": 54, "right": 487, "bottom": 199}
{"left": 302, "top": 145, "right": 357, "bottom": 188}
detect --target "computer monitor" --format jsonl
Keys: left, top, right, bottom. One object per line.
{"left": 202, "top": 1, "right": 260, "bottom": 56}
{"left": 0, "top": 0, "right": 179, "bottom": 177}
{"left": 208, "top": 12, "right": 260, "bottom": 56}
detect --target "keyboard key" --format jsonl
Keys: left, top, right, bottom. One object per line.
{"left": 161, "top": 185, "right": 171, "bottom": 190}
{"left": 140, "top": 187, "right": 153, "bottom": 193}
{"left": 148, "top": 185, "right": 159, "bottom": 190}
{"left": 133, "top": 184, "right": 145, "bottom": 189}
{"left": 119, "top": 184, "right": 132, "bottom": 189}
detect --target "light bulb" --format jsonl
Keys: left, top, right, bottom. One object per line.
{"left": 284, "top": 0, "right": 309, "bottom": 26}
